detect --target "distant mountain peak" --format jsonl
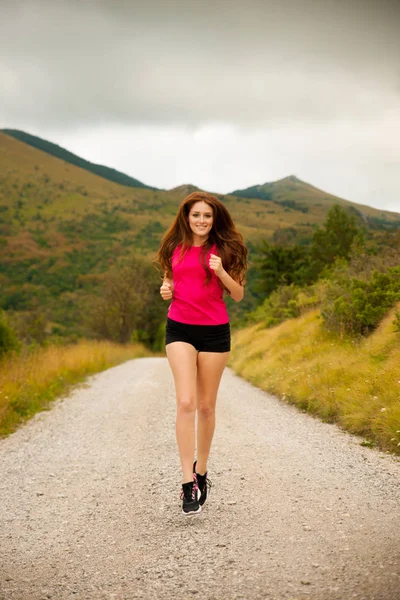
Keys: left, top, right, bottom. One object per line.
{"left": 278, "top": 175, "right": 302, "bottom": 184}
{"left": 229, "top": 174, "right": 334, "bottom": 201}
{"left": 168, "top": 184, "right": 201, "bottom": 195}
{"left": 264, "top": 175, "right": 309, "bottom": 187}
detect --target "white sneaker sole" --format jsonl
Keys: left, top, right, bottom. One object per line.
{"left": 182, "top": 505, "right": 202, "bottom": 516}
{"left": 182, "top": 487, "right": 202, "bottom": 516}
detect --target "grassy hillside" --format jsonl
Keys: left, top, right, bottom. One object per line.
{"left": 230, "top": 305, "right": 400, "bottom": 455}
{"left": 1, "top": 131, "right": 400, "bottom": 340}
{"left": 1, "top": 132, "right": 399, "bottom": 258}
{"left": 1, "top": 129, "right": 155, "bottom": 190}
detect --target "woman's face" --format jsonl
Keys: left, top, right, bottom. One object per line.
{"left": 188, "top": 201, "right": 214, "bottom": 241}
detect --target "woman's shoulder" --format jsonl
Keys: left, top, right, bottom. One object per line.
{"left": 172, "top": 244, "right": 186, "bottom": 262}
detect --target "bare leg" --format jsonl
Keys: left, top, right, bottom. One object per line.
{"left": 196, "top": 351, "right": 229, "bottom": 475}
{"left": 166, "top": 342, "right": 198, "bottom": 483}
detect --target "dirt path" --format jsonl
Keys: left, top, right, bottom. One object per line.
{"left": 0, "top": 357, "right": 399, "bottom": 600}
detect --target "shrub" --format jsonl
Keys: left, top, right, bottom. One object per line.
{"left": 9, "top": 308, "right": 48, "bottom": 346}
{"left": 0, "top": 310, "right": 21, "bottom": 358}
{"left": 248, "top": 279, "right": 327, "bottom": 329}
{"left": 321, "top": 266, "right": 400, "bottom": 336}
{"left": 247, "top": 284, "right": 301, "bottom": 327}
{"left": 394, "top": 310, "right": 400, "bottom": 333}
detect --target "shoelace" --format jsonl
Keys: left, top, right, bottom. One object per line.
{"left": 192, "top": 482, "right": 199, "bottom": 500}
{"left": 181, "top": 482, "right": 199, "bottom": 501}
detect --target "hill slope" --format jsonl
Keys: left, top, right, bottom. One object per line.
{"left": 1, "top": 129, "right": 156, "bottom": 190}
{"left": 1, "top": 131, "right": 400, "bottom": 338}
{"left": 230, "top": 175, "right": 400, "bottom": 230}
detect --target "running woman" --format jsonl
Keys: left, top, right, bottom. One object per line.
{"left": 155, "top": 191, "right": 248, "bottom": 515}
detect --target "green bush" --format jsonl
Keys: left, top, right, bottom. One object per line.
{"left": 247, "top": 281, "right": 326, "bottom": 329}
{"left": 394, "top": 311, "right": 400, "bottom": 333}
{"left": 321, "top": 266, "right": 400, "bottom": 336}
{"left": 0, "top": 310, "right": 21, "bottom": 358}
{"left": 9, "top": 308, "right": 48, "bottom": 346}
{"left": 247, "top": 284, "right": 301, "bottom": 327}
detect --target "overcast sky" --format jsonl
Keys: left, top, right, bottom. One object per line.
{"left": 1, "top": 0, "right": 400, "bottom": 212}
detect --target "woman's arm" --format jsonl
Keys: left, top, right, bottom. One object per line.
{"left": 209, "top": 254, "right": 244, "bottom": 302}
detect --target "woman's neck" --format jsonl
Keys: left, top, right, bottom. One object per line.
{"left": 191, "top": 235, "right": 209, "bottom": 247}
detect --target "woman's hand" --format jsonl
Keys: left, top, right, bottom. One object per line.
{"left": 160, "top": 282, "right": 173, "bottom": 300}
{"left": 209, "top": 256, "right": 245, "bottom": 302}
{"left": 209, "top": 254, "right": 224, "bottom": 278}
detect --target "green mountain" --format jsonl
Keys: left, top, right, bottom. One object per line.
{"left": 230, "top": 175, "right": 399, "bottom": 231}
{"left": 1, "top": 131, "right": 399, "bottom": 343}
{"left": 1, "top": 129, "right": 156, "bottom": 190}
{"left": 231, "top": 174, "right": 344, "bottom": 203}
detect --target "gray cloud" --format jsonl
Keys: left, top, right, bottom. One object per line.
{"left": 1, "top": 0, "right": 399, "bottom": 211}
{"left": 1, "top": 0, "right": 399, "bottom": 128}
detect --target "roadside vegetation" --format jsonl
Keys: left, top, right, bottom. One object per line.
{"left": 0, "top": 250, "right": 160, "bottom": 436}
{"left": 0, "top": 336, "right": 149, "bottom": 436}
{"left": 231, "top": 206, "right": 400, "bottom": 454}
{"left": 230, "top": 306, "right": 400, "bottom": 454}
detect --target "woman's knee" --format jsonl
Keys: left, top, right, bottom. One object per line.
{"left": 177, "top": 395, "right": 196, "bottom": 414}
{"left": 198, "top": 403, "right": 215, "bottom": 420}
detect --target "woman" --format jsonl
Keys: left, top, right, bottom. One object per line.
{"left": 155, "top": 191, "right": 247, "bottom": 515}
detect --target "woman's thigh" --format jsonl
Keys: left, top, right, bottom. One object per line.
{"left": 197, "top": 352, "right": 230, "bottom": 406}
{"left": 166, "top": 342, "right": 198, "bottom": 402}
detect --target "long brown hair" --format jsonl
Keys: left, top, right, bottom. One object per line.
{"left": 154, "top": 191, "right": 248, "bottom": 288}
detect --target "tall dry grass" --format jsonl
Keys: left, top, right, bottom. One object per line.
{"left": 0, "top": 340, "right": 149, "bottom": 436}
{"left": 230, "top": 305, "right": 400, "bottom": 454}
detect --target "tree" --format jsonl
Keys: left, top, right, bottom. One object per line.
{"left": 255, "top": 241, "right": 309, "bottom": 296}
{"left": 254, "top": 205, "right": 365, "bottom": 298}
{"left": 87, "top": 255, "right": 166, "bottom": 345}
{"left": 307, "top": 204, "right": 364, "bottom": 281}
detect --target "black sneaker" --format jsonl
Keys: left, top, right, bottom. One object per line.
{"left": 193, "top": 461, "right": 212, "bottom": 507}
{"left": 181, "top": 481, "right": 201, "bottom": 516}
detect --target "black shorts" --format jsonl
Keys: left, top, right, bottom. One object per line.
{"left": 165, "top": 318, "right": 231, "bottom": 353}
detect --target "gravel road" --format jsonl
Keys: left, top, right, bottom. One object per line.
{"left": 0, "top": 357, "right": 399, "bottom": 600}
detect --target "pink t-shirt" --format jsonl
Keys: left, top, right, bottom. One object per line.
{"left": 168, "top": 244, "right": 229, "bottom": 325}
